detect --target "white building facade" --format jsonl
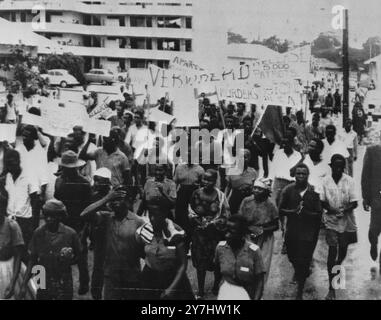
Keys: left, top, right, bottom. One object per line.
{"left": 0, "top": 0, "right": 194, "bottom": 73}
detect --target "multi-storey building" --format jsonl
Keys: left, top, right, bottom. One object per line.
{"left": 0, "top": 0, "right": 194, "bottom": 73}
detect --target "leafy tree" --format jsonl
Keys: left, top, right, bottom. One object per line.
{"left": 362, "top": 36, "right": 381, "bottom": 59}
{"left": 227, "top": 31, "right": 248, "bottom": 44}
{"left": 251, "top": 35, "right": 290, "bottom": 53}
{"left": 312, "top": 32, "right": 341, "bottom": 51}
{"left": 5, "top": 46, "right": 44, "bottom": 90}
{"left": 39, "top": 53, "right": 85, "bottom": 84}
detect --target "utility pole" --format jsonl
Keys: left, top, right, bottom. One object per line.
{"left": 342, "top": 9, "right": 350, "bottom": 126}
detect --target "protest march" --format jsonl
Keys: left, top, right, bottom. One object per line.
{"left": 0, "top": 0, "right": 380, "bottom": 303}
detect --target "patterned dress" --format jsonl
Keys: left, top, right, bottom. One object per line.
{"left": 189, "top": 187, "right": 230, "bottom": 271}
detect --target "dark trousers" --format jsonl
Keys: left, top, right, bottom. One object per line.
{"left": 16, "top": 217, "right": 35, "bottom": 247}
{"left": 63, "top": 216, "right": 90, "bottom": 289}
{"left": 369, "top": 209, "right": 381, "bottom": 254}
{"left": 91, "top": 244, "right": 106, "bottom": 300}
{"left": 103, "top": 273, "right": 140, "bottom": 300}
{"left": 285, "top": 233, "right": 315, "bottom": 282}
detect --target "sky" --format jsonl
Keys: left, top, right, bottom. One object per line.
{"left": 223, "top": 0, "right": 381, "bottom": 48}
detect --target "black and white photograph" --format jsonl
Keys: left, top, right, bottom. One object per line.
{"left": 0, "top": 0, "right": 380, "bottom": 304}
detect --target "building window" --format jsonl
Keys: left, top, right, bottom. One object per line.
{"left": 146, "top": 16, "right": 152, "bottom": 27}
{"left": 10, "top": 12, "right": 16, "bottom": 22}
{"left": 130, "top": 59, "right": 148, "bottom": 68}
{"left": 185, "top": 39, "right": 192, "bottom": 52}
{"left": 130, "top": 37, "right": 147, "bottom": 50}
{"left": 157, "top": 39, "right": 180, "bottom": 51}
{"left": 130, "top": 16, "right": 146, "bottom": 27}
{"left": 185, "top": 17, "right": 192, "bottom": 29}
{"left": 20, "top": 12, "right": 26, "bottom": 22}
{"left": 157, "top": 16, "right": 181, "bottom": 28}
{"left": 157, "top": 60, "right": 169, "bottom": 69}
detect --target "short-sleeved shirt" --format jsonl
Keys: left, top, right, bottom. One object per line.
{"left": 278, "top": 183, "right": 322, "bottom": 241}
{"left": 5, "top": 171, "right": 39, "bottom": 218}
{"left": 214, "top": 240, "right": 265, "bottom": 287}
{"left": 54, "top": 175, "right": 92, "bottom": 221}
{"left": 29, "top": 223, "right": 82, "bottom": 280}
{"left": 321, "top": 174, "right": 358, "bottom": 233}
{"left": 303, "top": 155, "right": 331, "bottom": 195}
{"left": 0, "top": 217, "right": 24, "bottom": 261}
{"left": 16, "top": 140, "right": 49, "bottom": 190}
{"left": 94, "top": 148, "right": 129, "bottom": 187}
{"left": 144, "top": 236, "right": 180, "bottom": 272}
{"left": 97, "top": 212, "right": 145, "bottom": 281}
{"left": 174, "top": 164, "right": 205, "bottom": 186}
{"left": 227, "top": 167, "right": 257, "bottom": 191}
{"left": 144, "top": 177, "right": 176, "bottom": 204}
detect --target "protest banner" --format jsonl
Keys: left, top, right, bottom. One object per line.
{"left": 0, "top": 124, "right": 17, "bottom": 143}
{"left": 21, "top": 113, "right": 44, "bottom": 128}
{"left": 40, "top": 102, "right": 89, "bottom": 137}
{"left": 84, "top": 118, "right": 111, "bottom": 137}
{"left": 216, "top": 84, "right": 261, "bottom": 104}
{"left": 147, "top": 107, "right": 175, "bottom": 125}
{"left": 56, "top": 88, "right": 85, "bottom": 104}
{"left": 171, "top": 56, "right": 205, "bottom": 73}
{"left": 88, "top": 97, "right": 111, "bottom": 119}
{"left": 172, "top": 85, "right": 199, "bottom": 127}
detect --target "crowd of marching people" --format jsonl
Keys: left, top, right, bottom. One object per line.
{"left": 0, "top": 73, "right": 378, "bottom": 301}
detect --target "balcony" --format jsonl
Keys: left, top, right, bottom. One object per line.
{"left": 38, "top": 44, "right": 193, "bottom": 60}
{"left": 23, "top": 22, "right": 193, "bottom": 39}
{"left": 0, "top": 0, "right": 193, "bottom": 16}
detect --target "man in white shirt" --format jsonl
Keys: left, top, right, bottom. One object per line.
{"left": 338, "top": 119, "right": 358, "bottom": 177}
{"left": 321, "top": 125, "right": 349, "bottom": 168}
{"left": 124, "top": 110, "right": 155, "bottom": 185}
{"left": 303, "top": 138, "right": 330, "bottom": 195}
{"left": 4, "top": 149, "right": 40, "bottom": 247}
{"left": 270, "top": 132, "right": 303, "bottom": 205}
{"left": 16, "top": 125, "right": 49, "bottom": 201}
{"left": 270, "top": 131, "right": 302, "bottom": 255}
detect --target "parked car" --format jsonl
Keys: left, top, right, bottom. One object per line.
{"left": 84, "top": 69, "right": 116, "bottom": 85}
{"left": 40, "top": 69, "right": 79, "bottom": 88}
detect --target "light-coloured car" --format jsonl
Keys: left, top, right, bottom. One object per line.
{"left": 84, "top": 69, "right": 116, "bottom": 85}
{"left": 41, "top": 69, "right": 79, "bottom": 88}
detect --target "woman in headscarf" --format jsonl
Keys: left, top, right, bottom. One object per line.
{"left": 238, "top": 178, "right": 279, "bottom": 282}
{"left": 214, "top": 215, "right": 265, "bottom": 300}
{"left": 225, "top": 149, "right": 257, "bottom": 215}
{"left": 189, "top": 169, "right": 230, "bottom": 299}
{"left": 137, "top": 201, "right": 194, "bottom": 300}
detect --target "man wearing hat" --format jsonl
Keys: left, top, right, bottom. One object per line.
{"left": 54, "top": 150, "right": 91, "bottom": 295}
{"left": 278, "top": 163, "right": 322, "bottom": 300}
{"left": 19, "top": 200, "right": 86, "bottom": 300}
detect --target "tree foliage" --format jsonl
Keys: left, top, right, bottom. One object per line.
{"left": 252, "top": 35, "right": 290, "bottom": 53}
{"left": 362, "top": 36, "right": 381, "bottom": 59}
{"left": 227, "top": 31, "right": 248, "bottom": 44}
{"left": 6, "top": 46, "right": 44, "bottom": 91}
{"left": 39, "top": 53, "right": 85, "bottom": 84}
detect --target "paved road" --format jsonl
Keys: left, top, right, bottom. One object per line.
{"left": 72, "top": 144, "right": 381, "bottom": 300}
